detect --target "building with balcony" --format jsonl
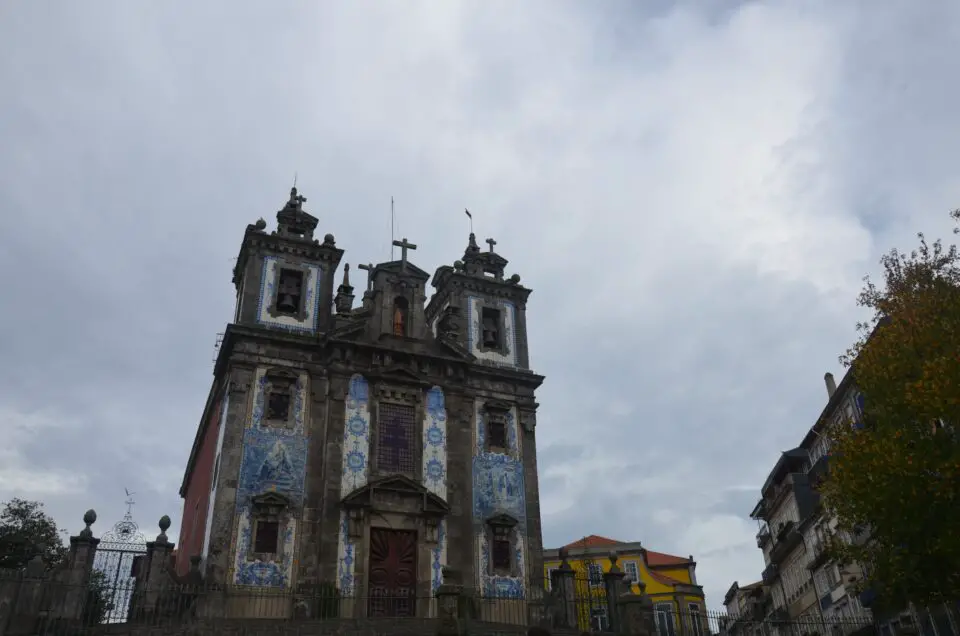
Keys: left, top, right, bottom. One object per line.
{"left": 722, "top": 580, "right": 769, "bottom": 636}
{"left": 797, "top": 371, "right": 872, "bottom": 629}
{"left": 750, "top": 446, "right": 821, "bottom": 624}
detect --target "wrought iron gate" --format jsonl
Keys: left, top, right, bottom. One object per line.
{"left": 92, "top": 498, "right": 146, "bottom": 623}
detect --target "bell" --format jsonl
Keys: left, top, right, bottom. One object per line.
{"left": 277, "top": 294, "right": 297, "bottom": 312}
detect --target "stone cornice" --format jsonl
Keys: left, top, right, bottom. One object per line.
{"left": 232, "top": 227, "right": 345, "bottom": 286}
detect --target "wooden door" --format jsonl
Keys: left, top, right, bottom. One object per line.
{"left": 367, "top": 528, "right": 417, "bottom": 617}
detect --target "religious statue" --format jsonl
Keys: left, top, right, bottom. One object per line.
{"left": 393, "top": 303, "right": 406, "bottom": 336}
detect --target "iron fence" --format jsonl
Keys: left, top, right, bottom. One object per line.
{"left": 0, "top": 574, "right": 893, "bottom": 636}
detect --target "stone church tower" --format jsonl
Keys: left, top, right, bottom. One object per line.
{"left": 177, "top": 189, "right": 545, "bottom": 616}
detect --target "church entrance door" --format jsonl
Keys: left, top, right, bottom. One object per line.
{"left": 368, "top": 528, "right": 417, "bottom": 617}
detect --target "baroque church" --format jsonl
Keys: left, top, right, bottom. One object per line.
{"left": 176, "top": 188, "right": 545, "bottom": 617}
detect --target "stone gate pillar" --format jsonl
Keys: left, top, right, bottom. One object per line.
{"left": 57, "top": 509, "right": 100, "bottom": 623}
{"left": 604, "top": 552, "right": 627, "bottom": 633}
{"left": 618, "top": 582, "right": 657, "bottom": 636}
{"left": 551, "top": 547, "right": 578, "bottom": 630}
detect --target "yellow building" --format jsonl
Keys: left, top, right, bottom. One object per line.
{"left": 543, "top": 535, "right": 708, "bottom": 635}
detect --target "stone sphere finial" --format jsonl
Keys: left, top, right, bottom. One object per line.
{"left": 509, "top": 273, "right": 521, "bottom": 284}
{"left": 79, "top": 509, "right": 97, "bottom": 538}
{"left": 158, "top": 515, "right": 171, "bottom": 542}
{"left": 453, "top": 260, "right": 464, "bottom": 271}
{"left": 608, "top": 551, "right": 619, "bottom": 566}
{"left": 323, "top": 233, "right": 336, "bottom": 245}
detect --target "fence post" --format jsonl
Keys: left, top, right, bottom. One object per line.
{"left": 57, "top": 509, "right": 100, "bottom": 625}
{"left": 618, "top": 582, "right": 657, "bottom": 636}
{"left": 436, "top": 566, "right": 465, "bottom": 636}
{"left": 552, "top": 547, "right": 578, "bottom": 630}
{"left": 604, "top": 552, "right": 626, "bottom": 632}
{"left": 137, "top": 515, "right": 175, "bottom": 622}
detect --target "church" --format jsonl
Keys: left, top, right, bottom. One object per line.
{"left": 176, "top": 188, "right": 545, "bottom": 617}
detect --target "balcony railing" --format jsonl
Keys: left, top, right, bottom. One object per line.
{"left": 762, "top": 563, "right": 779, "bottom": 584}
{"left": 756, "top": 525, "right": 771, "bottom": 548}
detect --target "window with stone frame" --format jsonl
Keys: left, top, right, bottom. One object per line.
{"left": 687, "top": 603, "right": 704, "bottom": 636}
{"left": 254, "top": 520, "right": 280, "bottom": 554}
{"left": 587, "top": 563, "right": 604, "bottom": 587}
{"left": 487, "top": 515, "right": 518, "bottom": 577}
{"left": 376, "top": 402, "right": 417, "bottom": 476}
{"left": 248, "top": 493, "right": 289, "bottom": 560}
{"left": 275, "top": 268, "right": 305, "bottom": 316}
{"left": 655, "top": 603, "right": 677, "bottom": 636}
{"left": 264, "top": 375, "right": 295, "bottom": 425}
{"left": 480, "top": 305, "right": 502, "bottom": 350}
{"left": 623, "top": 560, "right": 641, "bottom": 585}
{"left": 486, "top": 409, "right": 509, "bottom": 452}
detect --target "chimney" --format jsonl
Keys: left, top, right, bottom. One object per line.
{"left": 824, "top": 372, "right": 837, "bottom": 399}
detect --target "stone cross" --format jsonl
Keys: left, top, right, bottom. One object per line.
{"left": 392, "top": 238, "right": 417, "bottom": 269}
{"left": 358, "top": 263, "right": 374, "bottom": 291}
{"left": 485, "top": 237, "right": 497, "bottom": 252}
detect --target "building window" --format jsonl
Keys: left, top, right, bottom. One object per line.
{"left": 492, "top": 527, "right": 512, "bottom": 573}
{"left": 655, "top": 603, "right": 676, "bottom": 636}
{"left": 481, "top": 306, "right": 501, "bottom": 349}
{"left": 377, "top": 402, "right": 417, "bottom": 475}
{"left": 546, "top": 567, "right": 558, "bottom": 590}
{"left": 487, "top": 413, "right": 508, "bottom": 450}
{"left": 267, "top": 388, "right": 291, "bottom": 421}
{"left": 688, "top": 603, "right": 704, "bottom": 636}
{"left": 623, "top": 560, "right": 640, "bottom": 584}
{"left": 275, "top": 268, "right": 305, "bottom": 315}
{"left": 588, "top": 563, "right": 603, "bottom": 587}
{"left": 253, "top": 520, "right": 280, "bottom": 554}
{"left": 591, "top": 607, "right": 609, "bottom": 632}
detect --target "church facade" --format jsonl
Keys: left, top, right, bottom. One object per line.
{"left": 176, "top": 189, "right": 545, "bottom": 616}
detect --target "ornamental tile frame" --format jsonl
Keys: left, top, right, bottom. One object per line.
{"left": 466, "top": 296, "right": 518, "bottom": 368}
{"left": 341, "top": 374, "right": 371, "bottom": 496}
{"left": 255, "top": 255, "right": 323, "bottom": 334}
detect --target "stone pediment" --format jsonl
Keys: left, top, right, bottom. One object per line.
{"left": 374, "top": 260, "right": 431, "bottom": 283}
{"left": 370, "top": 365, "right": 431, "bottom": 387}
{"left": 341, "top": 474, "right": 450, "bottom": 517}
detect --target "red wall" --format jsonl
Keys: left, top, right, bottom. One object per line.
{"left": 176, "top": 395, "right": 223, "bottom": 576}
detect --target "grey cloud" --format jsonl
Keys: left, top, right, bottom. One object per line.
{"left": 2, "top": 0, "right": 959, "bottom": 609}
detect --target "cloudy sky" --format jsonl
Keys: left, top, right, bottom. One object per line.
{"left": 1, "top": 0, "right": 959, "bottom": 610}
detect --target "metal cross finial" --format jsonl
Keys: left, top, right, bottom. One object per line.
{"left": 392, "top": 238, "right": 417, "bottom": 269}
{"left": 358, "top": 263, "right": 374, "bottom": 291}
{"left": 288, "top": 187, "right": 307, "bottom": 209}
{"left": 485, "top": 237, "right": 497, "bottom": 252}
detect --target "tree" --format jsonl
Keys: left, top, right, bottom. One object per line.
{"left": 820, "top": 212, "right": 960, "bottom": 611}
{"left": 0, "top": 498, "right": 67, "bottom": 570}
{"left": 0, "top": 498, "right": 115, "bottom": 624}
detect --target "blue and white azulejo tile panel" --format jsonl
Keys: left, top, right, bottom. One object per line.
{"left": 422, "top": 386, "right": 447, "bottom": 500}
{"left": 472, "top": 398, "right": 527, "bottom": 597}
{"left": 336, "top": 511, "right": 356, "bottom": 595}
{"left": 256, "top": 256, "right": 322, "bottom": 333}
{"left": 431, "top": 520, "right": 447, "bottom": 593}
{"left": 467, "top": 296, "right": 517, "bottom": 368}
{"left": 233, "top": 509, "right": 297, "bottom": 587}
{"left": 341, "top": 374, "right": 370, "bottom": 497}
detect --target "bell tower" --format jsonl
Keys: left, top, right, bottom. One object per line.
{"left": 426, "top": 233, "right": 532, "bottom": 370}
{"left": 231, "top": 187, "right": 344, "bottom": 334}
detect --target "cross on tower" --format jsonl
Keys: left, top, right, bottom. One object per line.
{"left": 485, "top": 237, "right": 497, "bottom": 253}
{"left": 392, "top": 238, "right": 417, "bottom": 269}
{"left": 358, "top": 263, "right": 374, "bottom": 291}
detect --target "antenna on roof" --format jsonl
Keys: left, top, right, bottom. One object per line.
{"left": 391, "top": 196, "right": 396, "bottom": 260}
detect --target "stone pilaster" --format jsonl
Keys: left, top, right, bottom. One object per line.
{"left": 618, "top": 582, "right": 658, "bottom": 636}
{"left": 604, "top": 552, "right": 627, "bottom": 633}
{"left": 56, "top": 509, "right": 100, "bottom": 623}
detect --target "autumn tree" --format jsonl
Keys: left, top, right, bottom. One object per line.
{"left": 820, "top": 212, "right": 960, "bottom": 611}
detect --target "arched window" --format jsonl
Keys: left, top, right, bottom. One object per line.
{"left": 392, "top": 297, "right": 409, "bottom": 336}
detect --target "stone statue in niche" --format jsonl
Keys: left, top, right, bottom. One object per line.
{"left": 437, "top": 306, "right": 461, "bottom": 340}
{"left": 393, "top": 297, "right": 408, "bottom": 336}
